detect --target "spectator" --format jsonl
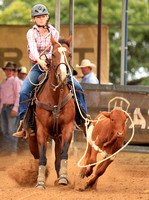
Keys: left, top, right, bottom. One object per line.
{"left": 13, "top": 63, "right": 23, "bottom": 86}
{"left": 76, "top": 59, "right": 99, "bottom": 84}
{"left": 18, "top": 66, "right": 27, "bottom": 82}
{"left": 0, "top": 62, "right": 21, "bottom": 154}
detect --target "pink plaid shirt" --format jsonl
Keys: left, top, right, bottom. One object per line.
{"left": 27, "top": 24, "right": 59, "bottom": 61}
{"left": 0, "top": 76, "right": 21, "bottom": 113}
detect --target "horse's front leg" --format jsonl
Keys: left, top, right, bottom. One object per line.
{"left": 57, "top": 122, "right": 74, "bottom": 185}
{"left": 36, "top": 126, "right": 48, "bottom": 189}
{"left": 54, "top": 138, "right": 62, "bottom": 178}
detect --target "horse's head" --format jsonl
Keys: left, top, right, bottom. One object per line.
{"left": 51, "top": 35, "right": 72, "bottom": 85}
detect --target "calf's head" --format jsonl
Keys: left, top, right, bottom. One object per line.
{"left": 102, "top": 109, "right": 129, "bottom": 138}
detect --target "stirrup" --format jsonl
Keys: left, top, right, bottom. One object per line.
{"left": 24, "top": 128, "right": 35, "bottom": 139}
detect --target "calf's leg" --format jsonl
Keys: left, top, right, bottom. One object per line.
{"left": 85, "top": 159, "right": 113, "bottom": 190}
{"left": 79, "top": 143, "right": 92, "bottom": 178}
{"left": 85, "top": 148, "right": 98, "bottom": 177}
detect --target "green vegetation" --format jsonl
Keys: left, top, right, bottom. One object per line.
{"left": 0, "top": 0, "right": 149, "bottom": 85}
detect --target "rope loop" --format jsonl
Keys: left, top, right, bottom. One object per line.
{"left": 77, "top": 109, "right": 135, "bottom": 168}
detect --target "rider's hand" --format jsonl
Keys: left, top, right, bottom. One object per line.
{"left": 10, "top": 110, "right": 16, "bottom": 118}
{"left": 40, "top": 54, "right": 47, "bottom": 62}
{"left": 37, "top": 58, "right": 48, "bottom": 71}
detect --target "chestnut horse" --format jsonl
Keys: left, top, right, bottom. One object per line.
{"left": 28, "top": 35, "right": 76, "bottom": 189}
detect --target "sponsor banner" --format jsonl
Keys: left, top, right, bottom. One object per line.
{"left": 82, "top": 84, "right": 149, "bottom": 144}
{"left": 0, "top": 24, "right": 109, "bottom": 84}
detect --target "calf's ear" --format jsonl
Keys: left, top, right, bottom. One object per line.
{"left": 101, "top": 111, "right": 110, "bottom": 118}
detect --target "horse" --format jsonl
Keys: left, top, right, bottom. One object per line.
{"left": 28, "top": 35, "right": 76, "bottom": 189}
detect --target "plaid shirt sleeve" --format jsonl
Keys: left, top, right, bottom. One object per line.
{"left": 27, "top": 29, "right": 40, "bottom": 61}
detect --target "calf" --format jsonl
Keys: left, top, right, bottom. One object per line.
{"left": 79, "top": 109, "right": 129, "bottom": 189}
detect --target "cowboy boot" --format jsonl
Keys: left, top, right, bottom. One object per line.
{"left": 13, "top": 127, "right": 35, "bottom": 139}
{"left": 13, "top": 120, "right": 26, "bottom": 138}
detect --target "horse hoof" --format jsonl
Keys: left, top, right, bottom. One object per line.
{"left": 78, "top": 174, "right": 85, "bottom": 179}
{"left": 58, "top": 177, "right": 68, "bottom": 185}
{"left": 55, "top": 176, "right": 69, "bottom": 186}
{"left": 35, "top": 182, "right": 45, "bottom": 189}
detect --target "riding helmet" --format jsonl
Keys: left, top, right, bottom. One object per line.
{"left": 31, "top": 4, "right": 49, "bottom": 17}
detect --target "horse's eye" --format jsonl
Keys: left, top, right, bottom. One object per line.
{"left": 68, "top": 54, "right": 72, "bottom": 58}
{"left": 111, "top": 119, "right": 114, "bottom": 122}
{"left": 52, "top": 54, "right": 55, "bottom": 58}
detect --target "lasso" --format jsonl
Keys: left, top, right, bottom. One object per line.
{"left": 77, "top": 109, "right": 135, "bottom": 168}
{"left": 27, "top": 44, "right": 51, "bottom": 86}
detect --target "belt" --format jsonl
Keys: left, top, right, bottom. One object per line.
{"left": 3, "top": 104, "right": 14, "bottom": 107}
{"left": 31, "top": 60, "right": 37, "bottom": 64}
{"left": 31, "top": 59, "right": 52, "bottom": 64}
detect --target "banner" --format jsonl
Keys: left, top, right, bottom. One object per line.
{"left": 0, "top": 24, "right": 109, "bottom": 84}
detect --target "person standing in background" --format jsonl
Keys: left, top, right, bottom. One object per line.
{"left": 0, "top": 62, "right": 21, "bottom": 154}
{"left": 13, "top": 63, "right": 23, "bottom": 86}
{"left": 18, "top": 66, "right": 27, "bottom": 82}
{"left": 76, "top": 59, "right": 99, "bottom": 84}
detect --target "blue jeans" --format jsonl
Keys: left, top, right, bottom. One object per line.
{"left": 19, "top": 63, "right": 42, "bottom": 121}
{"left": 69, "top": 76, "right": 87, "bottom": 114}
{"left": 1, "top": 105, "right": 18, "bottom": 152}
{"left": 19, "top": 63, "right": 87, "bottom": 124}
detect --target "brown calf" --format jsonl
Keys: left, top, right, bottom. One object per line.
{"left": 79, "top": 109, "right": 129, "bottom": 190}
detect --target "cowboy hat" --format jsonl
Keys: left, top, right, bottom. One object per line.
{"left": 18, "top": 66, "right": 27, "bottom": 74}
{"left": 76, "top": 59, "right": 96, "bottom": 68}
{"left": 2, "top": 62, "right": 15, "bottom": 71}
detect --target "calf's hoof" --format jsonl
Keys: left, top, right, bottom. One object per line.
{"left": 85, "top": 181, "right": 97, "bottom": 190}
{"left": 78, "top": 173, "right": 85, "bottom": 179}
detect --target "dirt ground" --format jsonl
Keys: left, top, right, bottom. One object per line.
{"left": 0, "top": 143, "right": 149, "bottom": 200}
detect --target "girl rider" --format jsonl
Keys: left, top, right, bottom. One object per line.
{"left": 13, "top": 4, "right": 87, "bottom": 138}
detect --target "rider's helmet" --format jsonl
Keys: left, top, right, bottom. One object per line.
{"left": 31, "top": 4, "right": 49, "bottom": 17}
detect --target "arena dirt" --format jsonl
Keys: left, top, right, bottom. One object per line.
{"left": 0, "top": 143, "right": 149, "bottom": 200}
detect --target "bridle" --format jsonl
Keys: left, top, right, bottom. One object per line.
{"left": 49, "top": 44, "right": 70, "bottom": 91}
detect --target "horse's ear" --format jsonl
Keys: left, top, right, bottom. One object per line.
{"left": 66, "top": 35, "right": 72, "bottom": 45}
{"left": 51, "top": 35, "right": 57, "bottom": 45}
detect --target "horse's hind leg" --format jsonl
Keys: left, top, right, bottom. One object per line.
{"left": 28, "top": 135, "right": 39, "bottom": 159}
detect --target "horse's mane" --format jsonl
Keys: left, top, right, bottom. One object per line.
{"left": 58, "top": 37, "right": 70, "bottom": 47}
